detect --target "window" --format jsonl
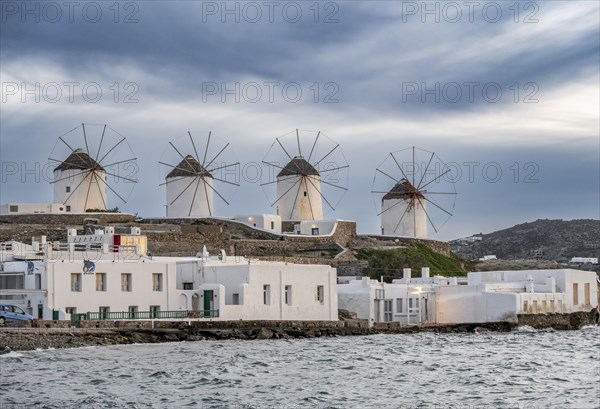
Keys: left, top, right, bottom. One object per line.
{"left": 396, "top": 298, "right": 403, "bottom": 313}
{"left": 523, "top": 300, "right": 528, "bottom": 313}
{"left": 311, "top": 228, "right": 319, "bottom": 235}
{"left": 573, "top": 283, "right": 579, "bottom": 305}
{"left": 584, "top": 283, "right": 590, "bottom": 306}
{"left": 96, "top": 273, "right": 106, "bottom": 291}
{"left": 9, "top": 205, "right": 18, "bottom": 212}
{"left": 150, "top": 305, "right": 160, "bottom": 318}
{"left": 66, "top": 205, "right": 71, "bottom": 212}
{"left": 152, "top": 273, "right": 163, "bottom": 291}
{"left": 121, "top": 273, "right": 132, "bottom": 292}
{"left": 99, "top": 306, "right": 110, "bottom": 319}
{"left": 71, "top": 273, "right": 82, "bottom": 292}
{"left": 557, "top": 300, "right": 562, "bottom": 312}
{"left": 549, "top": 300, "right": 555, "bottom": 313}
{"left": 0, "top": 275, "right": 24, "bottom": 290}
{"left": 532, "top": 300, "right": 538, "bottom": 314}
{"left": 384, "top": 300, "right": 393, "bottom": 322}
{"left": 65, "top": 186, "right": 71, "bottom": 193}
{"left": 270, "top": 221, "right": 275, "bottom": 230}
{"left": 65, "top": 307, "right": 77, "bottom": 316}
{"left": 263, "top": 285, "right": 271, "bottom": 305}
{"left": 375, "top": 289, "right": 384, "bottom": 299}
{"left": 541, "top": 300, "right": 547, "bottom": 314}
{"left": 232, "top": 293, "right": 240, "bottom": 305}
{"left": 183, "top": 282, "right": 193, "bottom": 290}
{"left": 128, "top": 306, "right": 138, "bottom": 318}
{"left": 35, "top": 274, "right": 41, "bottom": 290}
{"left": 316, "top": 285, "right": 325, "bottom": 304}
{"left": 284, "top": 285, "right": 292, "bottom": 306}
{"left": 303, "top": 191, "right": 307, "bottom": 197}
{"left": 409, "top": 298, "right": 415, "bottom": 310}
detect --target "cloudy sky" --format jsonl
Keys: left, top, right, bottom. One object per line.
{"left": 1, "top": 1, "right": 599, "bottom": 240}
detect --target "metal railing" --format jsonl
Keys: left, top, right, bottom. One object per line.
{"left": 72, "top": 309, "right": 220, "bottom": 324}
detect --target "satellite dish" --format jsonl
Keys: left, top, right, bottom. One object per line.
{"left": 83, "top": 260, "right": 96, "bottom": 274}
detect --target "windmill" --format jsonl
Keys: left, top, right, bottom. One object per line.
{"left": 371, "top": 147, "right": 456, "bottom": 238}
{"left": 159, "top": 131, "right": 239, "bottom": 218}
{"left": 49, "top": 124, "right": 138, "bottom": 213}
{"left": 261, "top": 129, "right": 349, "bottom": 221}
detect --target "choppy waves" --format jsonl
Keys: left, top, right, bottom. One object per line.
{"left": 2, "top": 327, "right": 599, "bottom": 408}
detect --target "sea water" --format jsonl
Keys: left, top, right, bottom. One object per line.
{"left": 1, "top": 326, "right": 599, "bottom": 408}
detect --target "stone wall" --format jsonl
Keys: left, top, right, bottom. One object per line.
{"left": 0, "top": 213, "right": 135, "bottom": 225}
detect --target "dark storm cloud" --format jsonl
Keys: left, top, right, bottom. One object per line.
{"left": 2, "top": 2, "right": 598, "bottom": 113}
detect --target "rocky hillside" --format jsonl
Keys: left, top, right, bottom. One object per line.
{"left": 451, "top": 219, "right": 599, "bottom": 262}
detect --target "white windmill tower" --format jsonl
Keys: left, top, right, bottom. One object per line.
{"left": 372, "top": 147, "right": 456, "bottom": 238}
{"left": 49, "top": 124, "right": 138, "bottom": 213}
{"left": 262, "top": 129, "right": 349, "bottom": 221}
{"left": 275, "top": 157, "right": 324, "bottom": 220}
{"left": 52, "top": 148, "right": 106, "bottom": 213}
{"left": 159, "top": 132, "right": 239, "bottom": 218}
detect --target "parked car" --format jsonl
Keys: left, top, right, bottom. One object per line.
{"left": 0, "top": 304, "right": 34, "bottom": 325}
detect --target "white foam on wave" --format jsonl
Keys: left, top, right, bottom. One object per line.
{"left": 0, "top": 351, "right": 24, "bottom": 359}
{"left": 512, "top": 325, "right": 538, "bottom": 333}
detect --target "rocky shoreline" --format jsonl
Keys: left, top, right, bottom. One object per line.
{"left": 1, "top": 310, "right": 597, "bottom": 353}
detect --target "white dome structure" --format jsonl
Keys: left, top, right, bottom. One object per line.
{"left": 275, "top": 156, "right": 323, "bottom": 221}
{"left": 53, "top": 148, "right": 107, "bottom": 212}
{"left": 166, "top": 155, "right": 214, "bottom": 218}
{"left": 381, "top": 178, "right": 427, "bottom": 238}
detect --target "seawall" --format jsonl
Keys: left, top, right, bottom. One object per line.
{"left": 1, "top": 310, "right": 597, "bottom": 353}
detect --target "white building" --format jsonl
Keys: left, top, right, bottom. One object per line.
{"left": 232, "top": 214, "right": 282, "bottom": 234}
{"left": 570, "top": 257, "right": 598, "bottom": 264}
{"left": 0, "top": 228, "right": 337, "bottom": 322}
{"left": 289, "top": 220, "right": 337, "bottom": 236}
{"left": 276, "top": 157, "right": 324, "bottom": 221}
{"left": 166, "top": 155, "right": 213, "bottom": 218}
{"left": 381, "top": 179, "right": 427, "bottom": 238}
{"left": 479, "top": 255, "right": 497, "bottom": 261}
{"left": 0, "top": 203, "right": 67, "bottom": 214}
{"left": 338, "top": 268, "right": 599, "bottom": 326}
{"left": 53, "top": 148, "right": 107, "bottom": 212}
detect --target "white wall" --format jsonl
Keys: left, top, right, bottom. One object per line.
{"left": 197, "top": 259, "right": 337, "bottom": 321}
{"left": 276, "top": 175, "right": 323, "bottom": 220}
{"left": 53, "top": 169, "right": 107, "bottom": 212}
{"left": 381, "top": 197, "right": 427, "bottom": 238}
{"left": 47, "top": 258, "right": 177, "bottom": 318}
{"left": 0, "top": 203, "right": 67, "bottom": 214}
{"left": 166, "top": 176, "right": 213, "bottom": 217}
{"left": 293, "top": 220, "right": 337, "bottom": 236}
{"left": 232, "top": 214, "right": 282, "bottom": 233}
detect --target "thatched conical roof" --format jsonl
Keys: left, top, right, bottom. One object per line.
{"left": 383, "top": 179, "right": 424, "bottom": 201}
{"left": 166, "top": 155, "right": 212, "bottom": 179}
{"left": 277, "top": 157, "right": 319, "bottom": 177}
{"left": 54, "top": 149, "right": 104, "bottom": 172}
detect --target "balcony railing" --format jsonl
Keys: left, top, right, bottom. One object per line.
{"left": 72, "top": 309, "right": 220, "bottom": 324}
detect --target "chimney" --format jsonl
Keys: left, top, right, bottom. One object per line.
{"left": 403, "top": 268, "right": 412, "bottom": 280}
{"left": 421, "top": 267, "right": 430, "bottom": 278}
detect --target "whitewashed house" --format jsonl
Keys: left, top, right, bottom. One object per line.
{"left": 232, "top": 214, "right": 282, "bottom": 234}
{"left": 0, "top": 228, "right": 337, "bottom": 322}
{"left": 338, "top": 268, "right": 599, "bottom": 326}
